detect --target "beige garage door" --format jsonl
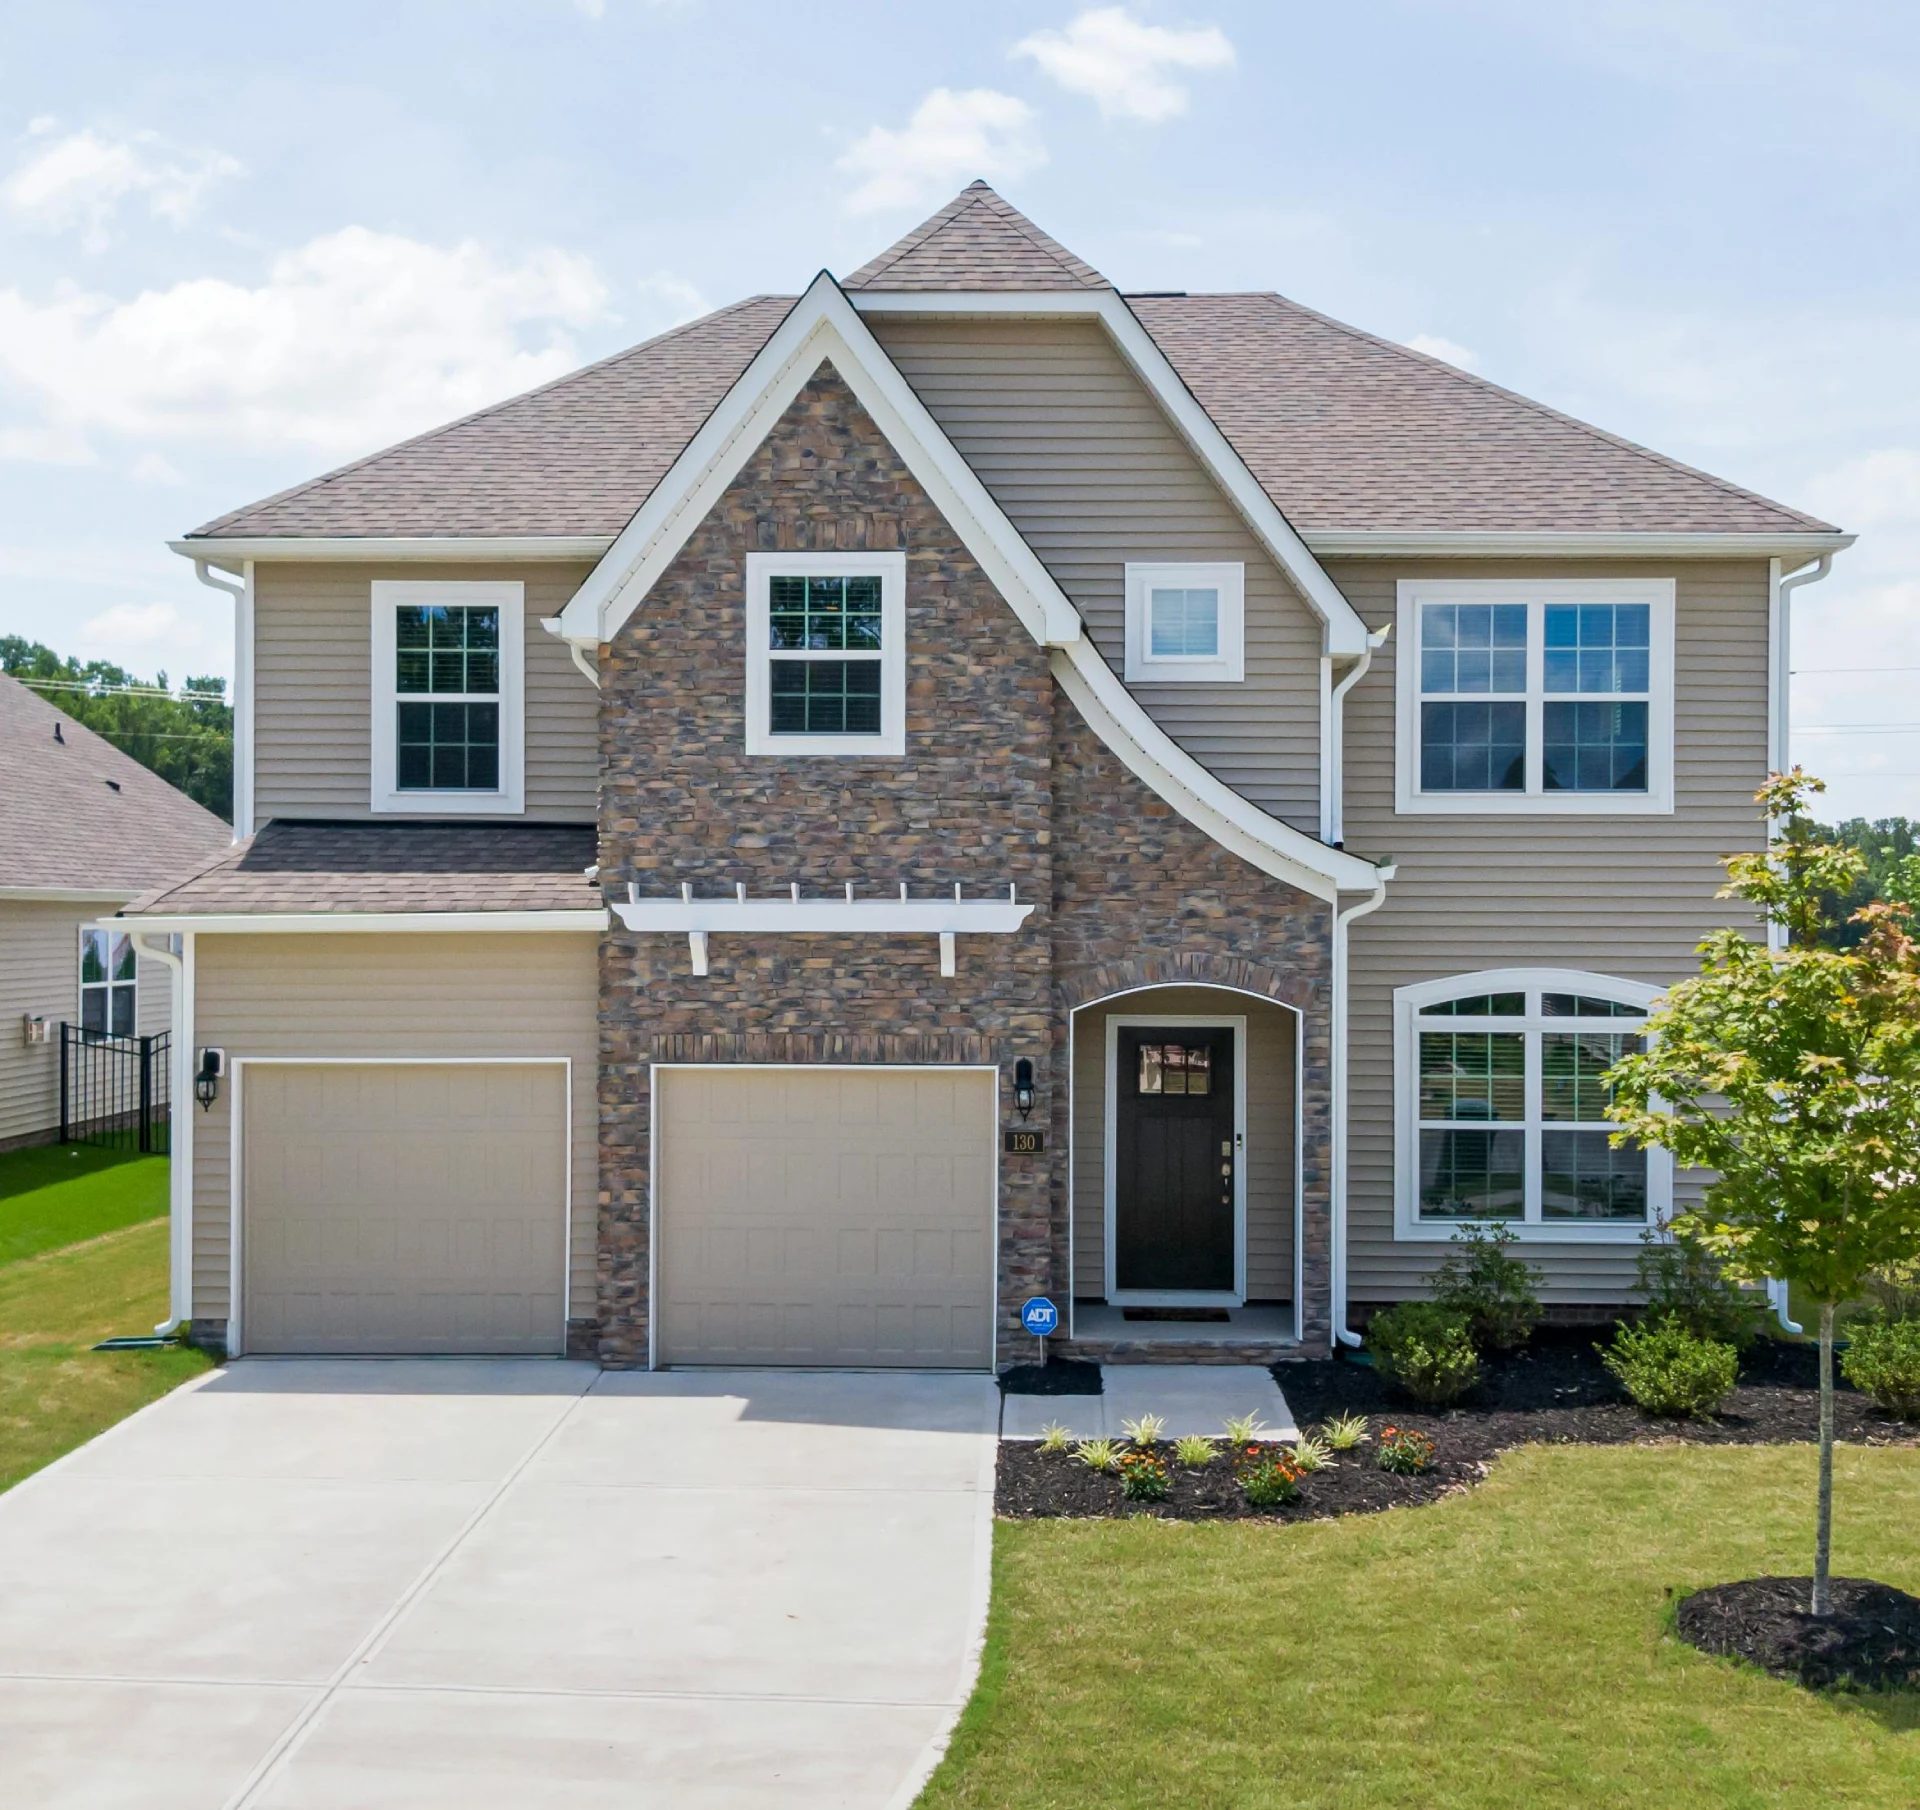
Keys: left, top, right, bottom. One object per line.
{"left": 657, "top": 1067, "right": 995, "bottom": 1368}
{"left": 243, "top": 1062, "right": 567, "bottom": 1355}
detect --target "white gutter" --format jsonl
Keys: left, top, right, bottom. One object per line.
{"left": 1330, "top": 865, "right": 1395, "bottom": 1348}
{"left": 1303, "top": 530, "right": 1856, "bottom": 560}
{"left": 192, "top": 558, "right": 253, "bottom": 838}
{"left": 118, "top": 909, "right": 609, "bottom": 935}
{"left": 540, "top": 617, "right": 601, "bottom": 688}
{"left": 171, "top": 536, "right": 614, "bottom": 575}
{"left": 128, "top": 931, "right": 193, "bottom": 1337}
{"left": 1326, "top": 623, "right": 1391, "bottom": 848}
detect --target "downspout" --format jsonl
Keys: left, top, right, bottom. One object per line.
{"left": 130, "top": 930, "right": 194, "bottom": 1337}
{"left": 1763, "top": 553, "right": 1830, "bottom": 1331}
{"left": 1326, "top": 623, "right": 1391, "bottom": 848}
{"left": 1330, "top": 863, "right": 1395, "bottom": 1348}
{"left": 192, "top": 560, "right": 252, "bottom": 840}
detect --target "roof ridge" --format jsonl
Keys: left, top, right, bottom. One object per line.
{"left": 843, "top": 181, "right": 1108, "bottom": 291}
{"left": 966, "top": 188, "right": 1102, "bottom": 288}
{"left": 1249, "top": 292, "right": 1836, "bottom": 534}
{"left": 190, "top": 295, "right": 796, "bottom": 539}
{"left": 845, "top": 184, "right": 990, "bottom": 288}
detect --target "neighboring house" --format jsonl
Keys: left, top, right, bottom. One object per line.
{"left": 0, "top": 673, "right": 232, "bottom": 1151}
{"left": 132, "top": 183, "right": 1851, "bottom": 1366}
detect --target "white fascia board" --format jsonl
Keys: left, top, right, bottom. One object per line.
{"left": 170, "top": 537, "right": 615, "bottom": 576}
{"left": 1051, "top": 642, "right": 1381, "bottom": 901}
{"left": 559, "top": 273, "right": 1083, "bottom": 650}
{"left": 0, "top": 886, "right": 139, "bottom": 903}
{"left": 614, "top": 896, "right": 1033, "bottom": 934}
{"left": 114, "top": 910, "right": 609, "bottom": 934}
{"left": 1303, "top": 530, "right": 1857, "bottom": 560}
{"left": 850, "top": 289, "right": 1369, "bottom": 657}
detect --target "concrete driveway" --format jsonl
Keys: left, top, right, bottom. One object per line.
{"left": 0, "top": 1361, "right": 999, "bottom": 1809}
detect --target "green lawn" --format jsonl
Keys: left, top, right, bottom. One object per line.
{"left": 0, "top": 1144, "right": 171, "bottom": 1264}
{"left": 0, "top": 1163, "right": 210, "bottom": 1492}
{"left": 923, "top": 1444, "right": 1920, "bottom": 1810}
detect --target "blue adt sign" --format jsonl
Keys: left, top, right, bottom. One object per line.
{"left": 1020, "top": 1296, "right": 1059, "bottom": 1338}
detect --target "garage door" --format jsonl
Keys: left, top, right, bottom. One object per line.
{"left": 656, "top": 1067, "right": 995, "bottom": 1368}
{"left": 242, "top": 1062, "right": 567, "bottom": 1355}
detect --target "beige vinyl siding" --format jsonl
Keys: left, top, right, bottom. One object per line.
{"left": 869, "top": 316, "right": 1324, "bottom": 834}
{"left": 0, "top": 899, "right": 171, "bottom": 1147}
{"left": 188, "top": 933, "right": 597, "bottom": 1328}
{"left": 1071, "top": 987, "right": 1297, "bottom": 1301}
{"left": 251, "top": 561, "right": 598, "bottom": 823}
{"left": 1335, "top": 559, "right": 1770, "bottom": 1305}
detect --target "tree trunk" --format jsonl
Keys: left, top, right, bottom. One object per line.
{"left": 1813, "top": 1299, "right": 1836, "bottom": 1617}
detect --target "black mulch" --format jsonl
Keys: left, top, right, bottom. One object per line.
{"left": 1677, "top": 1577, "right": 1920, "bottom": 1691}
{"left": 999, "top": 1358, "right": 1103, "bottom": 1396}
{"left": 994, "top": 1330, "right": 1919, "bottom": 1523}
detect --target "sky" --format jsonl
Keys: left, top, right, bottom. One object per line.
{"left": 0, "top": 0, "right": 1915, "bottom": 822}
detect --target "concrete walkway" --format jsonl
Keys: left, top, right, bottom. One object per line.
{"left": 0, "top": 1361, "right": 999, "bottom": 1809}
{"left": 999, "top": 1364, "right": 1299, "bottom": 1441}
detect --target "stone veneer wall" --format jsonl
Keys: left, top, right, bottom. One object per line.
{"left": 595, "top": 359, "right": 1336, "bottom": 1367}
{"left": 1048, "top": 697, "right": 1335, "bottom": 1352}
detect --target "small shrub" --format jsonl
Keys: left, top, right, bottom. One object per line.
{"left": 1841, "top": 1318, "right": 1920, "bottom": 1420}
{"left": 1120, "top": 1412, "right": 1167, "bottom": 1448}
{"left": 1173, "top": 1434, "right": 1215, "bottom": 1468}
{"left": 1037, "top": 1421, "right": 1072, "bottom": 1454}
{"left": 1288, "top": 1433, "right": 1331, "bottom": 1473}
{"left": 1431, "top": 1222, "right": 1543, "bottom": 1352}
{"left": 1376, "top": 1426, "right": 1436, "bottom": 1475}
{"left": 1321, "top": 1411, "right": 1369, "bottom": 1451}
{"left": 1236, "top": 1447, "right": 1303, "bottom": 1507}
{"left": 1074, "top": 1437, "right": 1121, "bottom": 1473}
{"left": 1602, "top": 1318, "right": 1739, "bottom": 1419}
{"left": 1367, "top": 1301, "right": 1482, "bottom": 1405}
{"left": 1635, "top": 1224, "right": 1768, "bottom": 1351}
{"left": 1117, "top": 1447, "right": 1171, "bottom": 1501}
{"left": 1220, "top": 1411, "right": 1267, "bottom": 1446}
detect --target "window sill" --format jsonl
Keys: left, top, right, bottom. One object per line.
{"left": 1394, "top": 1218, "right": 1654, "bottom": 1243}
{"left": 1394, "top": 789, "right": 1674, "bottom": 816}
{"left": 742, "top": 732, "right": 905, "bottom": 759}
{"left": 371, "top": 789, "right": 525, "bottom": 816}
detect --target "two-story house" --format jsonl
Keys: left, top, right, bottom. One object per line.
{"left": 124, "top": 183, "right": 1849, "bottom": 1368}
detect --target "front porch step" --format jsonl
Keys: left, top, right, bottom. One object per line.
{"left": 1053, "top": 1303, "right": 1323, "bottom": 1365}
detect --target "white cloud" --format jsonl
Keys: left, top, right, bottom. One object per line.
{"left": 0, "top": 226, "right": 610, "bottom": 460}
{"left": 3, "top": 124, "right": 240, "bottom": 248}
{"left": 633, "top": 271, "right": 708, "bottom": 333}
{"left": 838, "top": 88, "right": 1045, "bottom": 214}
{"left": 1804, "top": 447, "right": 1920, "bottom": 531}
{"left": 76, "top": 600, "right": 225, "bottom": 674}
{"left": 574, "top": 0, "right": 607, "bottom": 15}
{"left": 1013, "top": 7, "right": 1234, "bottom": 123}
{"left": 1405, "top": 333, "right": 1481, "bottom": 371}
{"left": 128, "top": 450, "right": 185, "bottom": 485}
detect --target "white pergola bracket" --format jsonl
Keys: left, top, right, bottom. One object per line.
{"left": 613, "top": 885, "right": 1032, "bottom": 977}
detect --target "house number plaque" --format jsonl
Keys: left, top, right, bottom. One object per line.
{"left": 1003, "top": 1129, "right": 1045, "bottom": 1153}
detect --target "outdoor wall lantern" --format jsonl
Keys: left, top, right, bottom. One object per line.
{"left": 194, "top": 1047, "right": 225, "bottom": 1112}
{"left": 1012, "top": 1058, "right": 1036, "bottom": 1120}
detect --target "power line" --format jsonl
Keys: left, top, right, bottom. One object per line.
{"left": 10, "top": 676, "right": 227, "bottom": 703}
{"left": 1795, "top": 666, "right": 1920, "bottom": 676}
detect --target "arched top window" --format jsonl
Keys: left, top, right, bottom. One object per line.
{"left": 1393, "top": 969, "right": 1670, "bottom": 1241}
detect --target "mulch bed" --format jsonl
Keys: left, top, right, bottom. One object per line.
{"left": 999, "top": 1358, "right": 1103, "bottom": 1396}
{"left": 1677, "top": 1577, "right": 1920, "bottom": 1690}
{"left": 995, "top": 1330, "right": 1920, "bottom": 1523}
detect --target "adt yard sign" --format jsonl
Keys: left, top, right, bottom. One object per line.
{"left": 1021, "top": 1296, "right": 1059, "bottom": 1338}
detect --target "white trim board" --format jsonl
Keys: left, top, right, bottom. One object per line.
{"left": 117, "top": 911, "right": 608, "bottom": 935}
{"left": 1391, "top": 967, "right": 1672, "bottom": 1244}
{"left": 227, "top": 1054, "right": 574, "bottom": 1359}
{"left": 172, "top": 536, "right": 614, "bottom": 574}
{"left": 1305, "top": 530, "right": 1855, "bottom": 560}
{"left": 1103, "top": 1012, "right": 1248, "bottom": 1307}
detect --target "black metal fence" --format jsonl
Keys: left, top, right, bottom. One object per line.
{"left": 59, "top": 1024, "right": 171, "bottom": 1154}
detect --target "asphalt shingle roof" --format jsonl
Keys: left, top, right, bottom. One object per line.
{"left": 186, "top": 186, "right": 1836, "bottom": 544}
{"left": 121, "top": 820, "right": 602, "bottom": 917}
{"left": 0, "top": 673, "right": 233, "bottom": 894}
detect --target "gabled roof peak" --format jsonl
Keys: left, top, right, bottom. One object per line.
{"left": 843, "top": 181, "right": 1110, "bottom": 293}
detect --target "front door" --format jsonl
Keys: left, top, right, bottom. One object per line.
{"left": 1114, "top": 1026, "right": 1236, "bottom": 1293}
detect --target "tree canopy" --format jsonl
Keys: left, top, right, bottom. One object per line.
{"left": 1, "top": 636, "right": 232, "bottom": 822}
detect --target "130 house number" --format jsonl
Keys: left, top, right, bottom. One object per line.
{"left": 1004, "top": 1129, "right": 1045, "bottom": 1154}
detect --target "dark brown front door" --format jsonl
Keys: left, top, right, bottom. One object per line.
{"left": 1115, "top": 1026, "right": 1236, "bottom": 1293}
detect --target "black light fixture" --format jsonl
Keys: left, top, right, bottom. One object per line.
{"left": 194, "top": 1047, "right": 224, "bottom": 1112}
{"left": 1012, "top": 1058, "right": 1036, "bottom": 1120}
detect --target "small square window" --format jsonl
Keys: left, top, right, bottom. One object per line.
{"left": 745, "top": 553, "right": 906, "bottom": 757}
{"left": 1125, "top": 563, "right": 1244, "bottom": 683}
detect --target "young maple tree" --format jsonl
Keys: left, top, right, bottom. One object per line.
{"left": 1607, "top": 770, "right": 1920, "bottom": 1616}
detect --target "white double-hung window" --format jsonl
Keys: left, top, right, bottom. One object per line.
{"left": 744, "top": 551, "right": 906, "bottom": 756}
{"left": 370, "top": 581, "right": 525, "bottom": 814}
{"left": 1395, "top": 578, "right": 1674, "bottom": 813}
{"left": 79, "top": 928, "right": 137, "bottom": 1038}
{"left": 1394, "top": 969, "right": 1671, "bottom": 1240}
{"left": 1123, "top": 562, "right": 1245, "bottom": 683}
